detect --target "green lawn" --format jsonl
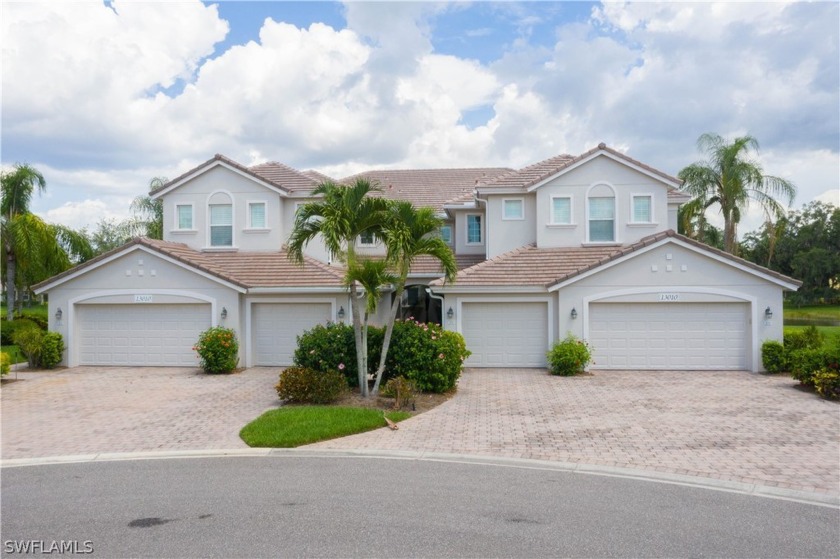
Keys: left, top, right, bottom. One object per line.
{"left": 783, "top": 304, "right": 840, "bottom": 321}
{"left": 240, "top": 406, "right": 412, "bottom": 448}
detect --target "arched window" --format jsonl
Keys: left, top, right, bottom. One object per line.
{"left": 587, "top": 184, "right": 616, "bottom": 243}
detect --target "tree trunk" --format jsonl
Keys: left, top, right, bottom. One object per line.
{"left": 5, "top": 246, "right": 15, "bottom": 321}
{"left": 371, "top": 290, "right": 402, "bottom": 396}
{"left": 724, "top": 218, "right": 738, "bottom": 254}
{"left": 349, "top": 283, "right": 368, "bottom": 397}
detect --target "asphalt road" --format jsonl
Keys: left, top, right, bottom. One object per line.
{"left": 2, "top": 456, "right": 838, "bottom": 558}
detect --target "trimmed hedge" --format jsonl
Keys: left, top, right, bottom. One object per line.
{"left": 39, "top": 332, "right": 64, "bottom": 369}
{"left": 275, "top": 366, "right": 348, "bottom": 404}
{"left": 762, "top": 333, "right": 840, "bottom": 400}
{"left": 761, "top": 341, "right": 787, "bottom": 374}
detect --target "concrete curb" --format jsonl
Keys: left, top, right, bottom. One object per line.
{"left": 3, "top": 448, "right": 837, "bottom": 508}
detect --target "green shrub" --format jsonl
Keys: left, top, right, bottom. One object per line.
{"left": 790, "top": 347, "right": 834, "bottom": 386}
{"left": 39, "top": 332, "right": 64, "bottom": 369}
{"left": 275, "top": 366, "right": 348, "bottom": 404}
{"left": 383, "top": 320, "right": 469, "bottom": 393}
{"left": 1, "top": 318, "right": 39, "bottom": 345}
{"left": 547, "top": 334, "right": 593, "bottom": 376}
{"left": 784, "top": 327, "right": 823, "bottom": 352}
{"left": 194, "top": 326, "right": 239, "bottom": 374}
{"left": 761, "top": 341, "right": 788, "bottom": 373}
{"left": 813, "top": 369, "right": 840, "bottom": 400}
{"left": 1, "top": 352, "right": 10, "bottom": 376}
{"left": 12, "top": 324, "right": 43, "bottom": 367}
{"left": 382, "top": 376, "right": 418, "bottom": 410}
{"left": 293, "top": 322, "right": 383, "bottom": 387}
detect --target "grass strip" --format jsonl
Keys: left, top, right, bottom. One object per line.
{"left": 240, "top": 406, "right": 411, "bottom": 448}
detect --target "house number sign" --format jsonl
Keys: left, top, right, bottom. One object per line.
{"left": 658, "top": 293, "right": 679, "bottom": 302}
{"left": 134, "top": 295, "right": 154, "bottom": 303}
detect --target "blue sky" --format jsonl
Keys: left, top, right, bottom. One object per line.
{"left": 2, "top": 1, "right": 838, "bottom": 233}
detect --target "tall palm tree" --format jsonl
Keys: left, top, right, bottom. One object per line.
{"left": 128, "top": 177, "right": 167, "bottom": 240}
{"left": 287, "top": 179, "right": 391, "bottom": 396}
{"left": 371, "top": 202, "right": 457, "bottom": 395}
{"left": 1, "top": 164, "right": 92, "bottom": 319}
{"left": 678, "top": 133, "right": 797, "bottom": 254}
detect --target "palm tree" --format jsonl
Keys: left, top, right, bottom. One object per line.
{"left": 2, "top": 164, "right": 92, "bottom": 319}
{"left": 128, "top": 177, "right": 167, "bottom": 240}
{"left": 287, "top": 179, "right": 391, "bottom": 396}
{"left": 678, "top": 133, "right": 797, "bottom": 254}
{"left": 371, "top": 202, "right": 457, "bottom": 395}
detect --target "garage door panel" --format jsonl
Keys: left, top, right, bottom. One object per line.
{"left": 590, "top": 303, "right": 747, "bottom": 370}
{"left": 253, "top": 303, "right": 331, "bottom": 366}
{"left": 77, "top": 304, "right": 210, "bottom": 366}
{"left": 462, "top": 302, "right": 548, "bottom": 367}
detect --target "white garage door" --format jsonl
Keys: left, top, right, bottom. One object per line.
{"left": 77, "top": 304, "right": 211, "bottom": 366}
{"left": 589, "top": 303, "right": 748, "bottom": 370}
{"left": 461, "top": 302, "right": 548, "bottom": 367}
{"left": 252, "top": 303, "right": 332, "bottom": 366}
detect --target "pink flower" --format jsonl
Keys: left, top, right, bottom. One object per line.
{"left": 438, "top": 353, "right": 445, "bottom": 359}
{"left": 338, "top": 363, "right": 345, "bottom": 370}
{"left": 431, "top": 335, "right": 436, "bottom": 340}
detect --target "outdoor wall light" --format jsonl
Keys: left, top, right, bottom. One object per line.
{"left": 337, "top": 306, "right": 345, "bottom": 319}
{"left": 764, "top": 306, "right": 773, "bottom": 320}
{"left": 55, "top": 308, "right": 62, "bottom": 321}
{"left": 221, "top": 307, "right": 227, "bottom": 320}
{"left": 570, "top": 308, "right": 578, "bottom": 320}
{"left": 447, "top": 307, "right": 454, "bottom": 320}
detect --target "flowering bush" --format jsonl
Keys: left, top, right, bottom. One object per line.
{"left": 383, "top": 319, "right": 470, "bottom": 393}
{"left": 293, "top": 322, "right": 382, "bottom": 387}
{"left": 547, "top": 334, "right": 592, "bottom": 376}
{"left": 813, "top": 368, "right": 840, "bottom": 400}
{"left": 194, "top": 326, "right": 239, "bottom": 374}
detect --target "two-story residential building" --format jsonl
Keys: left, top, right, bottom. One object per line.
{"left": 34, "top": 143, "right": 799, "bottom": 372}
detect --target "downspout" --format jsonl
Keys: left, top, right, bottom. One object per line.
{"left": 426, "top": 287, "right": 450, "bottom": 330}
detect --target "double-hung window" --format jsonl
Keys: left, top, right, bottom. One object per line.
{"left": 209, "top": 204, "right": 233, "bottom": 247}
{"left": 466, "top": 214, "right": 482, "bottom": 244}
{"left": 588, "top": 197, "right": 615, "bottom": 242}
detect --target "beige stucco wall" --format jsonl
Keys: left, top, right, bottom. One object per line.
{"left": 485, "top": 195, "right": 537, "bottom": 258}
{"left": 534, "top": 155, "right": 671, "bottom": 248}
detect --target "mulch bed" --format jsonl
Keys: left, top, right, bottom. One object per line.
{"left": 335, "top": 387, "right": 455, "bottom": 414}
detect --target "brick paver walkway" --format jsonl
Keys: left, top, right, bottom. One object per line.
{"left": 1, "top": 367, "right": 279, "bottom": 459}
{"left": 308, "top": 369, "right": 840, "bottom": 496}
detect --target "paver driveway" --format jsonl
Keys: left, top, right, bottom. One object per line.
{"left": 2, "top": 367, "right": 838, "bottom": 497}
{"left": 1, "top": 367, "right": 279, "bottom": 459}
{"left": 308, "top": 368, "right": 840, "bottom": 496}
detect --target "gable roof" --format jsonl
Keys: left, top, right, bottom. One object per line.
{"left": 430, "top": 230, "right": 801, "bottom": 290}
{"left": 341, "top": 168, "right": 512, "bottom": 212}
{"left": 479, "top": 143, "right": 683, "bottom": 192}
{"left": 150, "top": 154, "right": 293, "bottom": 198}
{"left": 249, "top": 162, "right": 322, "bottom": 192}
{"left": 33, "top": 238, "right": 346, "bottom": 293}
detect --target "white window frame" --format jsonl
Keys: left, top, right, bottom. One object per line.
{"left": 502, "top": 198, "right": 524, "bottom": 221}
{"left": 630, "top": 193, "right": 655, "bottom": 225}
{"left": 440, "top": 224, "right": 453, "bottom": 245}
{"left": 357, "top": 230, "right": 376, "bottom": 247}
{"left": 174, "top": 203, "right": 195, "bottom": 231}
{"left": 585, "top": 184, "right": 617, "bottom": 244}
{"left": 465, "top": 213, "right": 483, "bottom": 245}
{"left": 246, "top": 200, "right": 268, "bottom": 230}
{"left": 207, "top": 194, "right": 234, "bottom": 248}
{"left": 549, "top": 195, "right": 574, "bottom": 226}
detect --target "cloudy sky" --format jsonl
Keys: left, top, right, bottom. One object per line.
{"left": 2, "top": 1, "right": 838, "bottom": 235}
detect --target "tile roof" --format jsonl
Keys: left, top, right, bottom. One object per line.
{"left": 33, "top": 238, "right": 346, "bottom": 291}
{"left": 409, "top": 254, "right": 487, "bottom": 276}
{"left": 301, "top": 169, "right": 334, "bottom": 184}
{"left": 151, "top": 154, "right": 290, "bottom": 196}
{"left": 249, "top": 161, "right": 321, "bottom": 192}
{"left": 480, "top": 143, "right": 682, "bottom": 191}
{"left": 341, "top": 168, "right": 512, "bottom": 212}
{"left": 431, "top": 230, "right": 801, "bottom": 288}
